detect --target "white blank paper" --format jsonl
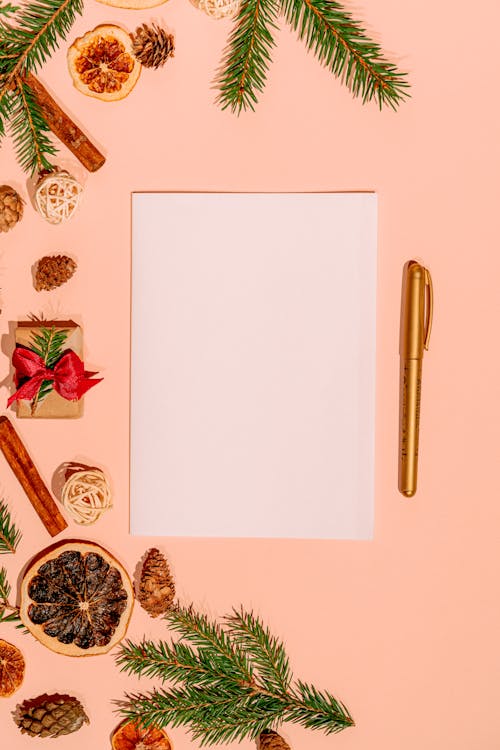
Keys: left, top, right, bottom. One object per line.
{"left": 131, "top": 193, "right": 377, "bottom": 539}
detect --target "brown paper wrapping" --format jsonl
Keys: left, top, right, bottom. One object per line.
{"left": 14, "top": 320, "right": 84, "bottom": 419}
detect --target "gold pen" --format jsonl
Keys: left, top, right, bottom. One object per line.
{"left": 398, "top": 261, "right": 433, "bottom": 497}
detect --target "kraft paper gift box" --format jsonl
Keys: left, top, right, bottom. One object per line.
{"left": 9, "top": 320, "right": 101, "bottom": 419}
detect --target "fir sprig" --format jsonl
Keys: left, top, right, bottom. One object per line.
{"left": 117, "top": 606, "right": 354, "bottom": 744}
{"left": 0, "top": 0, "right": 83, "bottom": 173}
{"left": 10, "top": 76, "right": 56, "bottom": 173}
{"left": 217, "top": 0, "right": 280, "bottom": 113}
{"left": 0, "top": 566, "right": 21, "bottom": 625}
{"left": 28, "top": 326, "right": 68, "bottom": 410}
{"left": 280, "top": 0, "right": 408, "bottom": 109}
{"left": 0, "top": 499, "right": 22, "bottom": 554}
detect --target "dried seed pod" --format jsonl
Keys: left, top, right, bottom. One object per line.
{"left": 0, "top": 185, "right": 23, "bottom": 233}
{"left": 132, "top": 24, "right": 175, "bottom": 69}
{"left": 34, "top": 255, "right": 77, "bottom": 291}
{"left": 257, "top": 730, "right": 292, "bottom": 750}
{"left": 138, "top": 548, "right": 175, "bottom": 618}
{"left": 14, "top": 694, "right": 89, "bottom": 738}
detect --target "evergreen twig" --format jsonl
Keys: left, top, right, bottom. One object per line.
{"left": 28, "top": 326, "right": 68, "bottom": 411}
{"left": 117, "top": 606, "right": 354, "bottom": 744}
{"left": 10, "top": 76, "right": 55, "bottom": 174}
{"left": 279, "top": 0, "right": 409, "bottom": 109}
{"left": 0, "top": 566, "right": 21, "bottom": 625}
{"left": 216, "top": 0, "right": 280, "bottom": 113}
{"left": 0, "top": 499, "right": 22, "bottom": 554}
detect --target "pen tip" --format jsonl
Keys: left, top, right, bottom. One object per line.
{"left": 400, "top": 488, "right": 416, "bottom": 498}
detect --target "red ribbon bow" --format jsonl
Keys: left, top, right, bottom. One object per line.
{"left": 7, "top": 347, "right": 102, "bottom": 407}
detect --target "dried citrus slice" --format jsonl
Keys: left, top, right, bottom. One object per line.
{"left": 68, "top": 25, "right": 141, "bottom": 102}
{"left": 0, "top": 639, "right": 25, "bottom": 697}
{"left": 112, "top": 720, "right": 172, "bottom": 750}
{"left": 96, "top": 0, "right": 168, "bottom": 8}
{"left": 20, "top": 541, "right": 134, "bottom": 657}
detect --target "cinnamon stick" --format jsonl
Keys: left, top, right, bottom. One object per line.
{"left": 0, "top": 416, "right": 67, "bottom": 537}
{"left": 25, "top": 73, "right": 106, "bottom": 173}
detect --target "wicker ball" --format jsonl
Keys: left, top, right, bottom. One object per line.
{"left": 61, "top": 468, "right": 112, "bottom": 525}
{"left": 35, "top": 170, "right": 82, "bottom": 225}
{"left": 191, "top": 0, "right": 239, "bottom": 19}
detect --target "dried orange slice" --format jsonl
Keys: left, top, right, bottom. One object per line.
{"left": 0, "top": 639, "right": 25, "bottom": 697}
{"left": 112, "top": 720, "right": 172, "bottom": 750}
{"left": 68, "top": 25, "right": 141, "bottom": 102}
{"left": 20, "top": 541, "right": 134, "bottom": 657}
{"left": 96, "top": 0, "right": 168, "bottom": 8}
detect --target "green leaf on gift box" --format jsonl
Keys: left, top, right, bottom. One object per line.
{"left": 28, "top": 326, "right": 68, "bottom": 408}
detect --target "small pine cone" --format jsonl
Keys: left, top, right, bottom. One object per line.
{"left": 35, "top": 254, "right": 77, "bottom": 291}
{"left": 0, "top": 185, "right": 23, "bottom": 233}
{"left": 257, "top": 730, "right": 292, "bottom": 750}
{"left": 132, "top": 24, "right": 175, "bottom": 69}
{"left": 138, "top": 548, "right": 175, "bottom": 618}
{"left": 14, "top": 694, "right": 89, "bottom": 738}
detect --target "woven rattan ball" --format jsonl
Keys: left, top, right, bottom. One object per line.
{"left": 35, "top": 170, "right": 82, "bottom": 225}
{"left": 191, "top": 0, "right": 239, "bottom": 19}
{"left": 61, "top": 469, "right": 112, "bottom": 525}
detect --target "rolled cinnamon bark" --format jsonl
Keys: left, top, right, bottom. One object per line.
{"left": 0, "top": 416, "right": 67, "bottom": 537}
{"left": 25, "top": 73, "right": 106, "bottom": 173}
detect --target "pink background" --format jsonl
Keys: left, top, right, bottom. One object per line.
{"left": 1, "top": 0, "right": 499, "bottom": 748}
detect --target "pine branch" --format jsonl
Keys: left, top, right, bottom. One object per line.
{"left": 225, "top": 607, "right": 291, "bottom": 694}
{"left": 216, "top": 0, "right": 280, "bottom": 113}
{"left": 167, "top": 606, "right": 255, "bottom": 685}
{"left": 10, "top": 77, "right": 55, "bottom": 174}
{"left": 0, "top": 0, "right": 83, "bottom": 92}
{"left": 30, "top": 326, "right": 68, "bottom": 367}
{"left": 0, "top": 499, "right": 21, "bottom": 554}
{"left": 28, "top": 326, "right": 68, "bottom": 410}
{"left": 280, "top": 0, "right": 408, "bottom": 109}
{"left": 117, "top": 606, "right": 354, "bottom": 744}
{"left": 0, "top": 566, "right": 21, "bottom": 624}
{"left": 118, "top": 638, "right": 255, "bottom": 690}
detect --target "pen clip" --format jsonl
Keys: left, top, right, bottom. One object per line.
{"left": 423, "top": 267, "right": 433, "bottom": 350}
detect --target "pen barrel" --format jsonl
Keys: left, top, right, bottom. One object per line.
{"left": 398, "top": 358, "right": 422, "bottom": 497}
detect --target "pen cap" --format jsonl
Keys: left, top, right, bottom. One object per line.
{"left": 400, "top": 261, "right": 429, "bottom": 359}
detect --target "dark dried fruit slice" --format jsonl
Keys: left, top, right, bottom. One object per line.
{"left": 20, "top": 541, "right": 133, "bottom": 657}
{"left": 112, "top": 720, "right": 172, "bottom": 750}
{"left": 68, "top": 25, "right": 141, "bottom": 102}
{"left": 0, "top": 639, "right": 25, "bottom": 697}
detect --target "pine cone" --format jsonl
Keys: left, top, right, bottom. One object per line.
{"left": 132, "top": 24, "right": 175, "bottom": 69}
{"left": 257, "top": 730, "right": 292, "bottom": 750}
{"left": 14, "top": 694, "right": 89, "bottom": 738}
{"left": 0, "top": 185, "right": 23, "bottom": 233}
{"left": 35, "top": 254, "right": 77, "bottom": 291}
{"left": 138, "top": 548, "right": 175, "bottom": 617}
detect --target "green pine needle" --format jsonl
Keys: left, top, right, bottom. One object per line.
{"left": 280, "top": 0, "right": 409, "bottom": 109}
{"left": 117, "top": 605, "right": 354, "bottom": 744}
{"left": 0, "top": 566, "right": 21, "bottom": 625}
{"left": 27, "top": 326, "right": 68, "bottom": 407}
{"left": 0, "top": 499, "right": 21, "bottom": 554}
{"left": 216, "top": 0, "right": 280, "bottom": 113}
{"left": 10, "top": 77, "right": 55, "bottom": 174}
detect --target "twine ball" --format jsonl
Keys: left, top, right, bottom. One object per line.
{"left": 61, "top": 469, "right": 112, "bottom": 525}
{"left": 191, "top": 0, "right": 239, "bottom": 19}
{"left": 35, "top": 170, "right": 82, "bottom": 225}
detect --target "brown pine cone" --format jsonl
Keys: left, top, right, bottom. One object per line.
{"left": 0, "top": 185, "right": 23, "bottom": 233}
{"left": 257, "top": 730, "right": 292, "bottom": 750}
{"left": 14, "top": 694, "right": 89, "bottom": 738}
{"left": 138, "top": 548, "right": 175, "bottom": 618}
{"left": 35, "top": 254, "right": 77, "bottom": 291}
{"left": 132, "top": 24, "right": 175, "bottom": 69}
